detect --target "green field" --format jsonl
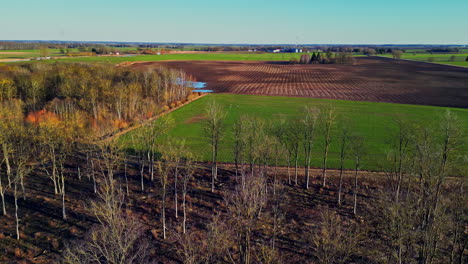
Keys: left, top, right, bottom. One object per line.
{"left": 1, "top": 52, "right": 306, "bottom": 64}
{"left": 58, "top": 52, "right": 304, "bottom": 64}
{"left": 119, "top": 94, "right": 468, "bottom": 175}
{"left": 381, "top": 53, "right": 468, "bottom": 67}
{"left": 0, "top": 48, "right": 83, "bottom": 60}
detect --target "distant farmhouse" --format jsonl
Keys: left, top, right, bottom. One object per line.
{"left": 269, "top": 48, "right": 303, "bottom": 53}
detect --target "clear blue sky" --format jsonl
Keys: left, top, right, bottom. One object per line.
{"left": 1, "top": 0, "right": 467, "bottom": 44}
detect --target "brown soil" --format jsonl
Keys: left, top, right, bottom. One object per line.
{"left": 132, "top": 57, "right": 468, "bottom": 108}
{"left": 0, "top": 155, "right": 388, "bottom": 263}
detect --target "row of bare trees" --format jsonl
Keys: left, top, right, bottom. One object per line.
{"left": 0, "top": 95, "right": 465, "bottom": 263}
{"left": 200, "top": 101, "right": 466, "bottom": 263}
{"left": 377, "top": 112, "right": 467, "bottom": 264}
{"left": 206, "top": 102, "right": 370, "bottom": 214}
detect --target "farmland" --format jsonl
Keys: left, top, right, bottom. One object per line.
{"left": 119, "top": 93, "right": 468, "bottom": 175}
{"left": 60, "top": 52, "right": 304, "bottom": 63}
{"left": 381, "top": 52, "right": 468, "bottom": 67}
{"left": 1, "top": 51, "right": 467, "bottom": 263}
{"left": 0, "top": 51, "right": 308, "bottom": 65}
{"left": 0, "top": 49, "right": 79, "bottom": 60}
{"left": 133, "top": 56, "right": 468, "bottom": 108}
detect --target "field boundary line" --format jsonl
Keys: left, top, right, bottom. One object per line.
{"left": 97, "top": 93, "right": 209, "bottom": 143}
{"left": 213, "top": 162, "right": 466, "bottom": 180}
{"left": 375, "top": 55, "right": 468, "bottom": 69}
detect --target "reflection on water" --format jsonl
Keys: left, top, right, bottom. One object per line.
{"left": 175, "top": 78, "right": 212, "bottom": 92}
{"left": 192, "top": 89, "right": 213, "bottom": 93}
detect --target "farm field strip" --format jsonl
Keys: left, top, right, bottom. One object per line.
{"left": 119, "top": 94, "right": 468, "bottom": 175}
{"left": 2, "top": 52, "right": 305, "bottom": 64}
{"left": 134, "top": 57, "right": 468, "bottom": 108}
{"left": 380, "top": 53, "right": 468, "bottom": 67}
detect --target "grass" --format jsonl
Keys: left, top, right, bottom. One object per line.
{"left": 1, "top": 51, "right": 364, "bottom": 64}
{"left": 119, "top": 94, "right": 468, "bottom": 175}
{"left": 56, "top": 52, "right": 305, "bottom": 64}
{"left": 381, "top": 53, "right": 468, "bottom": 67}
{"left": 0, "top": 48, "right": 81, "bottom": 60}
{"left": 1, "top": 52, "right": 307, "bottom": 64}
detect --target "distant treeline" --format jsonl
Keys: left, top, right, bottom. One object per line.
{"left": 0, "top": 63, "right": 194, "bottom": 136}
{"left": 291, "top": 52, "right": 355, "bottom": 65}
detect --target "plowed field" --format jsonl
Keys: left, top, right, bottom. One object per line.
{"left": 133, "top": 57, "right": 468, "bottom": 108}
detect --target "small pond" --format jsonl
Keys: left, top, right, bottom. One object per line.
{"left": 175, "top": 78, "right": 212, "bottom": 92}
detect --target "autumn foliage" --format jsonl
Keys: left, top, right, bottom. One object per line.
{"left": 25, "top": 110, "right": 60, "bottom": 125}
{"left": 0, "top": 62, "right": 193, "bottom": 137}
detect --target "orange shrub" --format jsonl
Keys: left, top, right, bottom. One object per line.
{"left": 187, "top": 94, "right": 197, "bottom": 101}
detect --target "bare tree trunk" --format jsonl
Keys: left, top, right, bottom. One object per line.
{"left": 51, "top": 151, "right": 58, "bottom": 194}
{"left": 20, "top": 173, "right": 25, "bottom": 200}
{"left": 14, "top": 183, "right": 19, "bottom": 240}
{"left": 0, "top": 192, "right": 5, "bottom": 216}
{"left": 353, "top": 161, "right": 359, "bottom": 215}
{"left": 321, "top": 143, "right": 329, "bottom": 187}
{"left": 162, "top": 184, "right": 166, "bottom": 239}
{"left": 174, "top": 164, "right": 179, "bottom": 219}
{"left": 338, "top": 166, "right": 344, "bottom": 206}
{"left": 124, "top": 160, "right": 129, "bottom": 196}
{"left": 140, "top": 163, "right": 145, "bottom": 192}
{"left": 62, "top": 175, "right": 66, "bottom": 220}
{"left": 2, "top": 144, "right": 12, "bottom": 187}
{"left": 211, "top": 145, "right": 217, "bottom": 192}
{"left": 0, "top": 169, "right": 6, "bottom": 215}
{"left": 182, "top": 191, "right": 187, "bottom": 234}
{"left": 305, "top": 151, "right": 311, "bottom": 189}
{"left": 287, "top": 154, "right": 291, "bottom": 185}
{"left": 294, "top": 152, "right": 298, "bottom": 186}
{"left": 90, "top": 159, "right": 97, "bottom": 193}
{"left": 90, "top": 170, "right": 96, "bottom": 194}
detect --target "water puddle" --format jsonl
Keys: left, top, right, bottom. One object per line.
{"left": 175, "top": 78, "right": 213, "bottom": 92}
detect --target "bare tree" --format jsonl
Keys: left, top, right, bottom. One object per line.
{"left": 385, "top": 119, "right": 414, "bottom": 203}
{"left": 10, "top": 131, "right": 34, "bottom": 240}
{"left": 350, "top": 135, "right": 365, "bottom": 215}
{"left": 173, "top": 229, "right": 205, "bottom": 264}
{"left": 204, "top": 101, "right": 226, "bottom": 192}
{"left": 447, "top": 180, "right": 467, "bottom": 264}
{"left": 320, "top": 106, "right": 337, "bottom": 187}
{"left": 413, "top": 111, "right": 463, "bottom": 264}
{"left": 337, "top": 125, "right": 350, "bottom": 206}
{"left": 301, "top": 106, "right": 320, "bottom": 189}
{"left": 310, "top": 208, "right": 365, "bottom": 264}
{"left": 64, "top": 172, "right": 149, "bottom": 264}
{"left": 378, "top": 186, "right": 419, "bottom": 264}
{"left": 226, "top": 173, "right": 268, "bottom": 263}
{"left": 132, "top": 116, "right": 173, "bottom": 191}
{"left": 285, "top": 120, "right": 301, "bottom": 186}
{"left": 233, "top": 116, "right": 246, "bottom": 178}
{"left": 143, "top": 116, "right": 174, "bottom": 182}
{"left": 165, "top": 139, "right": 187, "bottom": 220}
{"left": 243, "top": 116, "right": 266, "bottom": 178}
{"left": 392, "top": 50, "right": 403, "bottom": 59}
{"left": 181, "top": 151, "right": 195, "bottom": 234}
{"left": 158, "top": 158, "right": 170, "bottom": 239}
{"left": 0, "top": 157, "right": 7, "bottom": 215}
